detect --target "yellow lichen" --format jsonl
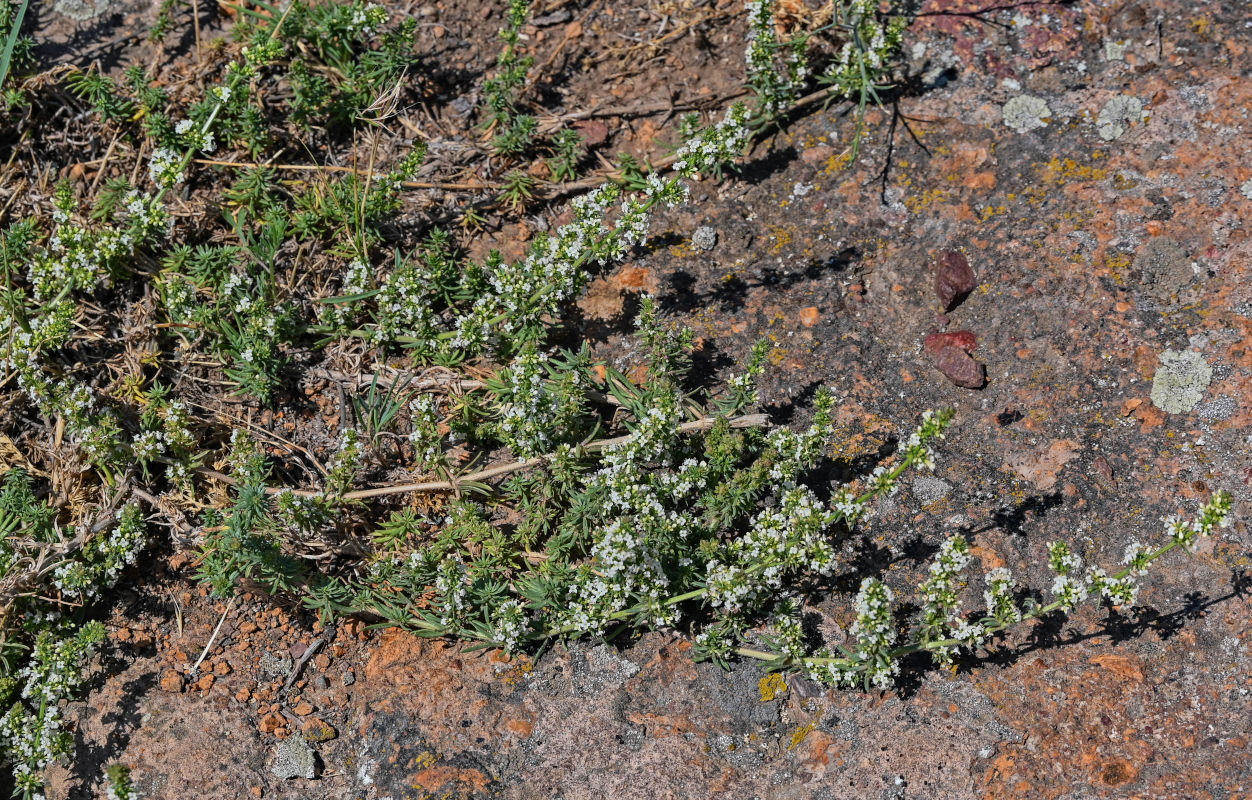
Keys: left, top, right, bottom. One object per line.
{"left": 758, "top": 672, "right": 788, "bottom": 701}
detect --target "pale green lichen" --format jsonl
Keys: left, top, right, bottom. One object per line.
{"left": 1002, "top": 95, "right": 1052, "bottom": 134}
{"left": 271, "top": 734, "right": 317, "bottom": 780}
{"left": 1097, "top": 95, "right": 1145, "bottom": 141}
{"left": 1150, "top": 349, "right": 1212, "bottom": 414}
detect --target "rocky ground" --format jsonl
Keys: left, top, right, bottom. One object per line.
{"left": 21, "top": 0, "right": 1252, "bottom": 797}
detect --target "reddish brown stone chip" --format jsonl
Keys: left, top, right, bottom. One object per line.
{"left": 934, "top": 250, "right": 976, "bottom": 311}
{"left": 933, "top": 345, "right": 987, "bottom": 388}
{"left": 923, "top": 330, "right": 977, "bottom": 355}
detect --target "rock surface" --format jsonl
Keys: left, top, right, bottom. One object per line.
{"left": 38, "top": 0, "right": 1252, "bottom": 798}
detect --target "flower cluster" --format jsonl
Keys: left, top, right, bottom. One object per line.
{"left": 272, "top": 491, "right": 332, "bottom": 542}
{"left": 822, "top": 0, "right": 907, "bottom": 97}
{"left": 493, "top": 347, "right": 561, "bottom": 457}
{"left": 982, "top": 567, "right": 1020, "bottom": 625}
{"left": 675, "top": 103, "right": 752, "bottom": 178}
{"left": 916, "top": 534, "right": 975, "bottom": 664}
{"left": 705, "top": 487, "right": 838, "bottom": 613}
{"left": 1166, "top": 492, "right": 1231, "bottom": 551}
{"left": 850, "top": 578, "right": 897, "bottom": 689}
{"left": 323, "top": 259, "right": 372, "bottom": 329}
{"left": 324, "top": 428, "right": 365, "bottom": 498}
{"left": 490, "top": 598, "right": 529, "bottom": 653}
{"left": 407, "top": 395, "right": 444, "bottom": 472}
{"left": 0, "top": 623, "right": 106, "bottom": 797}
{"left": 432, "top": 558, "right": 469, "bottom": 628}
{"left": 26, "top": 186, "right": 169, "bottom": 302}
{"left": 745, "top": 0, "right": 810, "bottom": 117}
{"left": 148, "top": 147, "right": 185, "bottom": 187}
{"left": 1047, "top": 540, "right": 1088, "bottom": 610}
{"left": 175, "top": 117, "right": 217, "bottom": 153}
{"left": 51, "top": 504, "right": 147, "bottom": 601}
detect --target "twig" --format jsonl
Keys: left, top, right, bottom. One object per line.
{"left": 189, "top": 597, "right": 233, "bottom": 673}
{"left": 195, "top": 413, "right": 770, "bottom": 501}
{"left": 283, "top": 625, "right": 334, "bottom": 692}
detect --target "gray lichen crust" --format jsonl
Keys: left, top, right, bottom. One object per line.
{"left": 1097, "top": 95, "right": 1145, "bottom": 141}
{"left": 1002, "top": 95, "right": 1052, "bottom": 134}
{"left": 1150, "top": 349, "right": 1212, "bottom": 413}
{"left": 271, "top": 734, "right": 317, "bottom": 780}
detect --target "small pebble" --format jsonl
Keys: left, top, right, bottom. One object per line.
{"left": 934, "top": 346, "right": 987, "bottom": 389}
{"left": 934, "top": 251, "right": 976, "bottom": 311}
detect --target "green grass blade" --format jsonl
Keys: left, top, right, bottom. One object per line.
{"left": 0, "top": 0, "right": 31, "bottom": 92}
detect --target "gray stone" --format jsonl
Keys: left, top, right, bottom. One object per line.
{"left": 271, "top": 734, "right": 317, "bottom": 780}
{"left": 1150, "top": 350, "right": 1212, "bottom": 413}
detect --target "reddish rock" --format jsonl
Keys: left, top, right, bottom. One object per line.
{"left": 933, "top": 345, "right": 986, "bottom": 388}
{"left": 934, "top": 250, "right": 976, "bottom": 310}
{"left": 292, "top": 701, "right": 315, "bottom": 717}
{"left": 573, "top": 119, "right": 609, "bottom": 148}
{"left": 923, "top": 329, "right": 977, "bottom": 355}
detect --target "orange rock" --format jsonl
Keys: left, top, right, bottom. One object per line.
{"left": 504, "top": 717, "right": 534, "bottom": 737}
{"left": 970, "top": 545, "right": 1006, "bottom": 571}
{"left": 196, "top": 674, "right": 216, "bottom": 692}
{"left": 613, "top": 266, "right": 653, "bottom": 292}
{"left": 1089, "top": 654, "right": 1144, "bottom": 682}
{"left": 292, "top": 701, "right": 315, "bottom": 717}
{"left": 412, "top": 766, "right": 490, "bottom": 793}
{"left": 215, "top": 661, "right": 232, "bottom": 676}
{"left": 159, "top": 669, "right": 184, "bottom": 693}
{"left": 798, "top": 307, "right": 820, "bottom": 327}
{"left": 363, "top": 628, "right": 424, "bottom": 683}
{"left": 259, "top": 712, "right": 285, "bottom": 734}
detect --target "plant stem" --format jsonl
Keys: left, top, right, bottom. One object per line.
{"left": 737, "top": 537, "right": 1187, "bottom": 674}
